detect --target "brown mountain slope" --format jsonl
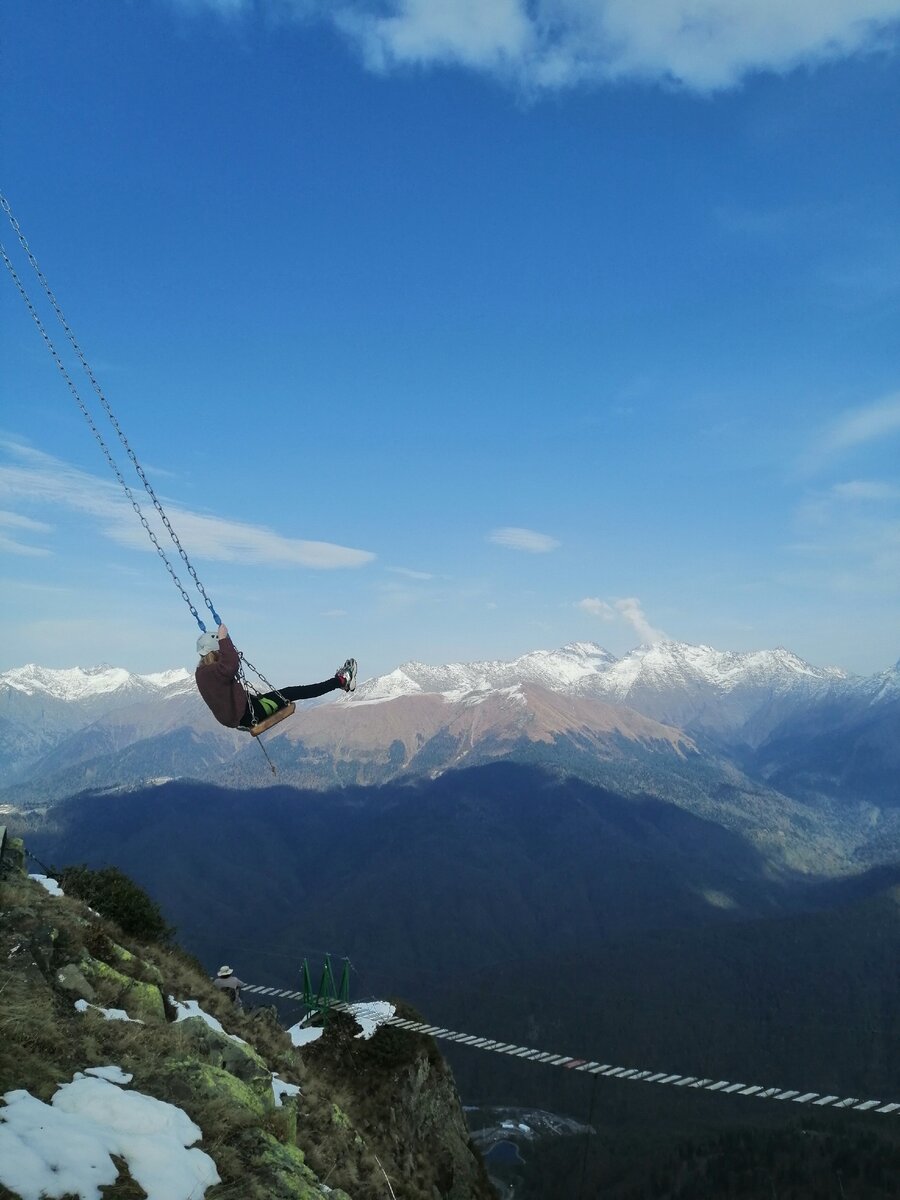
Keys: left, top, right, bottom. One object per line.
{"left": 276, "top": 682, "right": 695, "bottom": 770}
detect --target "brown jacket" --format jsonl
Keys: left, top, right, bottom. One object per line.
{"left": 195, "top": 636, "right": 247, "bottom": 728}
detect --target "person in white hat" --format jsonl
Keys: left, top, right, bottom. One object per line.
{"left": 195, "top": 622, "right": 357, "bottom": 729}
{"left": 213, "top": 964, "right": 246, "bottom": 1007}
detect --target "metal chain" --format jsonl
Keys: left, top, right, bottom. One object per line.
{"left": 3, "top": 193, "right": 291, "bottom": 757}
{"left": 241, "top": 653, "right": 287, "bottom": 701}
{"left": 1, "top": 192, "right": 220, "bottom": 631}
{"left": 0, "top": 240, "right": 208, "bottom": 629}
{"left": 237, "top": 651, "right": 289, "bottom": 731}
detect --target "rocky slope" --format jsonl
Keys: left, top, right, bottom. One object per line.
{"left": 0, "top": 830, "right": 493, "bottom": 1200}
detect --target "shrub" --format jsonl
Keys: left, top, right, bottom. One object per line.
{"left": 59, "top": 865, "right": 174, "bottom": 944}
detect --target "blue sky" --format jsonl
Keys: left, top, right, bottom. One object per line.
{"left": 2, "top": 0, "right": 899, "bottom": 681}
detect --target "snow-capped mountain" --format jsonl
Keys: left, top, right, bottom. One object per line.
{"left": 2, "top": 641, "right": 897, "bottom": 825}
{"left": 1, "top": 663, "right": 193, "bottom": 703}
{"left": 357, "top": 640, "right": 876, "bottom": 745}
{"left": 360, "top": 642, "right": 617, "bottom": 702}
{"left": 575, "top": 642, "right": 855, "bottom": 743}
{"left": 0, "top": 664, "right": 196, "bottom": 785}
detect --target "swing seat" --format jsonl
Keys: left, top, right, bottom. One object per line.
{"left": 248, "top": 702, "right": 296, "bottom": 737}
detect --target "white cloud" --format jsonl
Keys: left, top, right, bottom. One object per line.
{"left": 816, "top": 393, "right": 900, "bottom": 459}
{"left": 336, "top": 0, "right": 533, "bottom": 72}
{"left": 788, "top": 478, "right": 900, "bottom": 596}
{"left": 577, "top": 596, "right": 616, "bottom": 619}
{"left": 0, "top": 533, "right": 51, "bottom": 558}
{"left": 615, "top": 596, "right": 666, "bottom": 643}
{"left": 0, "top": 443, "right": 375, "bottom": 570}
{"left": 806, "top": 391, "right": 900, "bottom": 470}
{"left": 189, "top": 1, "right": 900, "bottom": 92}
{"left": 578, "top": 594, "right": 666, "bottom": 642}
{"left": 0, "top": 509, "right": 53, "bottom": 556}
{"left": 0, "top": 510, "right": 53, "bottom": 533}
{"left": 488, "top": 526, "right": 560, "bottom": 553}
{"left": 170, "top": 0, "right": 248, "bottom": 13}
{"left": 832, "top": 480, "right": 900, "bottom": 501}
{"left": 388, "top": 566, "right": 435, "bottom": 580}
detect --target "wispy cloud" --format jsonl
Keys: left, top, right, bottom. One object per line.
{"left": 831, "top": 480, "right": 900, "bottom": 502}
{"left": 0, "top": 510, "right": 53, "bottom": 533}
{"left": 388, "top": 566, "right": 435, "bottom": 580}
{"left": 788, "top": 474, "right": 900, "bottom": 595}
{"left": 812, "top": 393, "right": 900, "bottom": 464}
{"left": 176, "top": 1, "right": 900, "bottom": 92}
{"left": 577, "top": 597, "right": 616, "bottom": 620}
{"left": 0, "top": 442, "right": 375, "bottom": 570}
{"left": 0, "top": 533, "right": 52, "bottom": 558}
{"left": 488, "top": 526, "right": 560, "bottom": 553}
{"left": 577, "top": 595, "right": 666, "bottom": 643}
{"left": 0, "top": 508, "right": 54, "bottom": 556}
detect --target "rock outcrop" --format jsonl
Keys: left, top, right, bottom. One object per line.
{"left": 0, "top": 830, "right": 493, "bottom": 1200}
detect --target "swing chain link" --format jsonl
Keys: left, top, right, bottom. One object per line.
{"left": 0, "top": 237, "right": 207, "bottom": 629}
{"left": 1, "top": 193, "right": 220, "bottom": 630}
{"left": 3, "top": 193, "right": 287, "bottom": 748}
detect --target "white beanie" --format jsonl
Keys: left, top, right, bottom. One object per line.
{"left": 197, "top": 631, "right": 219, "bottom": 656}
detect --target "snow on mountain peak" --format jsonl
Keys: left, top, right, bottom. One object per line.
{"left": 0, "top": 663, "right": 192, "bottom": 701}
{"left": 605, "top": 641, "right": 845, "bottom": 690}
{"left": 356, "top": 668, "right": 423, "bottom": 703}
{"left": 350, "top": 639, "right": 855, "bottom": 713}
{"left": 139, "top": 669, "right": 192, "bottom": 688}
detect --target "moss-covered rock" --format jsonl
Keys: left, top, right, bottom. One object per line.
{"left": 110, "top": 940, "right": 164, "bottom": 986}
{"left": 80, "top": 955, "right": 166, "bottom": 1022}
{"left": 222, "top": 1129, "right": 356, "bottom": 1200}
{"left": 1, "top": 836, "right": 26, "bottom": 876}
{"left": 55, "top": 963, "right": 97, "bottom": 1001}
{"left": 253, "top": 1131, "right": 320, "bottom": 1197}
{"left": 270, "top": 1090, "right": 299, "bottom": 1144}
{"left": 331, "top": 1102, "right": 351, "bottom": 1128}
{"left": 155, "top": 1057, "right": 269, "bottom": 1120}
{"left": 173, "top": 1015, "right": 271, "bottom": 1090}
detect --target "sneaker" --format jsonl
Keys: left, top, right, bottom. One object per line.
{"left": 336, "top": 658, "right": 357, "bottom": 693}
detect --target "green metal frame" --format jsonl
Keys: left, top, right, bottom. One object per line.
{"left": 300, "top": 955, "right": 350, "bottom": 1024}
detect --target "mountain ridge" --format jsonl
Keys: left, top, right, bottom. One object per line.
{"left": 3, "top": 639, "right": 898, "bottom": 874}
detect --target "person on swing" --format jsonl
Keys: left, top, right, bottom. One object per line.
{"left": 195, "top": 623, "right": 356, "bottom": 730}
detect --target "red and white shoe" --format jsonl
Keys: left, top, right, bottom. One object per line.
{"left": 336, "top": 658, "right": 357, "bottom": 692}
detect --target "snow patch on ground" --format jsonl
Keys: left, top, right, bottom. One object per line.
{"left": 0, "top": 1070, "right": 220, "bottom": 1200}
{"left": 28, "top": 874, "right": 63, "bottom": 896}
{"left": 271, "top": 1075, "right": 302, "bottom": 1107}
{"left": 169, "top": 998, "right": 247, "bottom": 1045}
{"left": 74, "top": 999, "right": 143, "bottom": 1024}
{"left": 286, "top": 1021, "right": 324, "bottom": 1047}
{"left": 347, "top": 1000, "right": 396, "bottom": 1040}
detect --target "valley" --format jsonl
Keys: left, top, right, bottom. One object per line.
{"left": 3, "top": 640, "right": 899, "bottom": 1197}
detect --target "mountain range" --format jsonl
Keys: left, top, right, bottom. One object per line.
{"left": 3, "top": 640, "right": 898, "bottom": 874}
{"left": 8, "top": 642, "right": 900, "bottom": 1197}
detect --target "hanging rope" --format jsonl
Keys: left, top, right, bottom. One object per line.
{"left": 0, "top": 192, "right": 220, "bottom": 633}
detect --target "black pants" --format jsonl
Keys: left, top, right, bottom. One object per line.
{"left": 241, "top": 678, "right": 341, "bottom": 726}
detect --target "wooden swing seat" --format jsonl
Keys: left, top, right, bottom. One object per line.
{"left": 248, "top": 702, "right": 296, "bottom": 737}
